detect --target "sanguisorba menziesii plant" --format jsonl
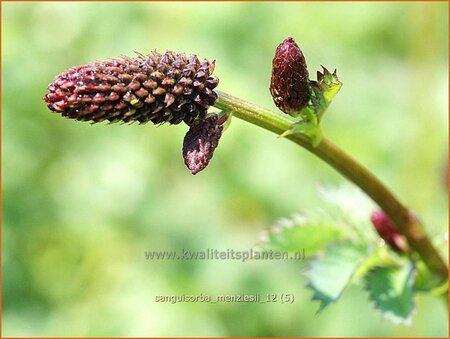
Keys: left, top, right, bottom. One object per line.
{"left": 44, "top": 37, "right": 448, "bottom": 324}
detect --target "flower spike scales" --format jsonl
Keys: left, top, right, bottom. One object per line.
{"left": 44, "top": 50, "right": 219, "bottom": 126}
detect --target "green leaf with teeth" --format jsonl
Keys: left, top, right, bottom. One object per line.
{"left": 306, "top": 242, "right": 368, "bottom": 313}
{"left": 308, "top": 66, "right": 343, "bottom": 121}
{"left": 364, "top": 262, "right": 416, "bottom": 325}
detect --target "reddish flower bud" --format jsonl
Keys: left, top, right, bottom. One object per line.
{"left": 269, "top": 37, "right": 309, "bottom": 115}
{"left": 370, "top": 210, "right": 409, "bottom": 253}
{"left": 43, "top": 51, "right": 219, "bottom": 125}
{"left": 182, "top": 114, "right": 225, "bottom": 175}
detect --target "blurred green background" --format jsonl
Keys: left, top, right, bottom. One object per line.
{"left": 2, "top": 2, "right": 448, "bottom": 337}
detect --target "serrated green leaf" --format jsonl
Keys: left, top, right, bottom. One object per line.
{"left": 364, "top": 261, "right": 416, "bottom": 325}
{"left": 352, "top": 247, "right": 390, "bottom": 281}
{"left": 307, "top": 67, "right": 342, "bottom": 121}
{"left": 259, "top": 213, "right": 344, "bottom": 255}
{"left": 318, "top": 185, "right": 377, "bottom": 242}
{"left": 306, "top": 242, "right": 368, "bottom": 313}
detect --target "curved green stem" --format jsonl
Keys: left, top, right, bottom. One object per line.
{"left": 215, "top": 90, "right": 448, "bottom": 283}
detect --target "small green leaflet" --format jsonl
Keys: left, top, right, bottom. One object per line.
{"left": 306, "top": 242, "right": 368, "bottom": 313}
{"left": 318, "top": 185, "right": 377, "bottom": 243}
{"left": 364, "top": 261, "right": 416, "bottom": 325}
{"left": 259, "top": 213, "right": 343, "bottom": 255}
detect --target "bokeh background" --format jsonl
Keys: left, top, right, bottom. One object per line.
{"left": 2, "top": 2, "right": 448, "bottom": 337}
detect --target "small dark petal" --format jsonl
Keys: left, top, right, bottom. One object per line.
{"left": 98, "top": 84, "right": 112, "bottom": 92}
{"left": 60, "top": 81, "right": 76, "bottom": 90}
{"left": 161, "top": 78, "right": 175, "bottom": 86}
{"left": 194, "top": 94, "right": 202, "bottom": 104}
{"left": 102, "top": 103, "right": 114, "bottom": 111}
{"left": 123, "top": 92, "right": 134, "bottom": 102}
{"left": 107, "top": 92, "right": 120, "bottom": 101}
{"left": 45, "top": 93, "right": 58, "bottom": 102}
{"left": 106, "top": 66, "right": 124, "bottom": 74}
{"left": 128, "top": 63, "right": 140, "bottom": 73}
{"left": 150, "top": 71, "right": 164, "bottom": 80}
{"left": 135, "top": 88, "right": 149, "bottom": 98}
{"left": 77, "top": 95, "right": 89, "bottom": 104}
{"left": 171, "top": 85, "right": 184, "bottom": 95}
{"left": 178, "top": 77, "right": 192, "bottom": 86}
{"left": 206, "top": 77, "right": 219, "bottom": 88}
{"left": 118, "top": 73, "right": 133, "bottom": 82}
{"left": 164, "top": 93, "right": 176, "bottom": 107}
{"left": 152, "top": 87, "right": 166, "bottom": 96}
{"left": 114, "top": 102, "right": 127, "bottom": 110}
{"left": 193, "top": 80, "right": 204, "bottom": 89}
{"left": 128, "top": 81, "right": 141, "bottom": 91}
{"left": 53, "top": 100, "right": 65, "bottom": 111}
{"left": 95, "top": 73, "right": 106, "bottom": 81}
{"left": 111, "top": 84, "right": 127, "bottom": 93}
{"left": 143, "top": 80, "right": 158, "bottom": 89}
{"left": 105, "top": 75, "right": 120, "bottom": 83}
{"left": 92, "top": 93, "right": 106, "bottom": 104}
{"left": 195, "top": 70, "right": 206, "bottom": 79}
{"left": 134, "top": 73, "right": 147, "bottom": 82}
{"left": 66, "top": 94, "right": 78, "bottom": 104}
{"left": 133, "top": 101, "right": 144, "bottom": 109}
{"left": 144, "top": 95, "right": 156, "bottom": 104}
{"left": 182, "top": 69, "right": 193, "bottom": 77}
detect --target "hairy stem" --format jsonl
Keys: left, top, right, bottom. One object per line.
{"left": 215, "top": 90, "right": 448, "bottom": 283}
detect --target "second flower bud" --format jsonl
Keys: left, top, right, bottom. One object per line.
{"left": 269, "top": 37, "right": 309, "bottom": 116}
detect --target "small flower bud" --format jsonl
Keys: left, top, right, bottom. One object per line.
{"left": 182, "top": 114, "right": 225, "bottom": 175}
{"left": 370, "top": 210, "right": 409, "bottom": 253}
{"left": 43, "top": 51, "right": 219, "bottom": 125}
{"left": 270, "top": 37, "right": 309, "bottom": 116}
